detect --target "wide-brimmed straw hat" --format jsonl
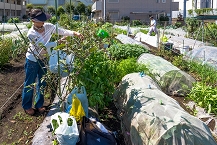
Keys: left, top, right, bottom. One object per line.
{"left": 29, "top": 9, "right": 51, "bottom": 22}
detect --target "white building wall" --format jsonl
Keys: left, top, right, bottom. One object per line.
{"left": 213, "top": 0, "right": 217, "bottom": 9}
{"left": 173, "top": 0, "right": 193, "bottom": 10}
{"left": 172, "top": 0, "right": 217, "bottom": 18}
{"left": 173, "top": 0, "right": 215, "bottom": 10}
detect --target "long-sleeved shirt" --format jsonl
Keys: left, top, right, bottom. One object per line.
{"left": 26, "top": 23, "right": 75, "bottom": 62}
{"left": 150, "top": 19, "right": 156, "bottom": 27}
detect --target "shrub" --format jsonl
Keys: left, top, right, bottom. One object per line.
{"left": 22, "top": 15, "right": 28, "bottom": 19}
{"left": 0, "top": 38, "right": 13, "bottom": 67}
{"left": 7, "top": 17, "right": 20, "bottom": 23}
{"left": 113, "top": 28, "right": 127, "bottom": 35}
{"left": 132, "top": 20, "right": 142, "bottom": 26}
{"left": 2, "top": 15, "right": 7, "bottom": 22}
{"left": 116, "top": 57, "right": 150, "bottom": 82}
{"left": 75, "top": 50, "right": 117, "bottom": 109}
{"left": 121, "top": 16, "right": 130, "bottom": 21}
{"left": 159, "top": 15, "right": 169, "bottom": 21}
{"left": 26, "top": 21, "right": 32, "bottom": 29}
{"left": 174, "top": 22, "right": 182, "bottom": 28}
{"left": 48, "top": 16, "right": 57, "bottom": 24}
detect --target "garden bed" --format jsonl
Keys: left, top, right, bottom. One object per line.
{"left": 0, "top": 58, "right": 125, "bottom": 145}
{"left": 1, "top": 22, "right": 217, "bottom": 144}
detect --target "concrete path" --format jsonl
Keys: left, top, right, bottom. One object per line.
{"left": 134, "top": 29, "right": 212, "bottom": 55}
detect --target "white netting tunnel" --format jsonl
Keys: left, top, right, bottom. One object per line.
{"left": 113, "top": 73, "right": 217, "bottom": 145}
{"left": 137, "top": 53, "right": 196, "bottom": 96}
{"left": 185, "top": 46, "right": 217, "bottom": 68}
{"left": 115, "top": 34, "right": 150, "bottom": 50}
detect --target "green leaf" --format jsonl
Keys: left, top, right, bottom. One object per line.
{"left": 53, "top": 44, "right": 66, "bottom": 50}
{"left": 58, "top": 115, "right": 63, "bottom": 124}
{"left": 67, "top": 118, "right": 73, "bottom": 126}
{"left": 51, "top": 119, "right": 59, "bottom": 133}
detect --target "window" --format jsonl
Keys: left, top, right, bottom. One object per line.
{"left": 17, "top": 10, "right": 21, "bottom": 16}
{"left": 156, "top": 0, "right": 159, "bottom": 3}
{"left": 12, "top": 10, "right": 15, "bottom": 16}
{"left": 23, "top": 1, "right": 26, "bottom": 5}
{"left": 0, "top": 10, "right": 3, "bottom": 16}
{"left": 162, "top": 0, "right": 166, "bottom": 3}
{"left": 108, "top": 0, "right": 119, "bottom": 3}
{"left": 58, "top": 0, "right": 64, "bottom": 5}
{"left": 108, "top": 11, "right": 119, "bottom": 20}
{"left": 17, "top": 0, "right": 21, "bottom": 5}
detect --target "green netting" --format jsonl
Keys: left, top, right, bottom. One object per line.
{"left": 137, "top": 53, "right": 196, "bottom": 96}
{"left": 114, "top": 73, "right": 217, "bottom": 145}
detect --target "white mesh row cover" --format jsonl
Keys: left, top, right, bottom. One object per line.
{"left": 185, "top": 46, "right": 217, "bottom": 68}
{"left": 115, "top": 34, "right": 150, "bottom": 50}
{"left": 134, "top": 32, "right": 158, "bottom": 48}
{"left": 113, "top": 73, "right": 217, "bottom": 145}
{"left": 1, "top": 29, "right": 28, "bottom": 39}
{"left": 137, "top": 53, "right": 196, "bottom": 96}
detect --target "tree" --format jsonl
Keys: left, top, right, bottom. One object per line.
{"left": 57, "top": 6, "right": 65, "bottom": 16}
{"left": 65, "top": 2, "right": 75, "bottom": 14}
{"left": 47, "top": 6, "right": 55, "bottom": 15}
{"left": 34, "top": 6, "right": 44, "bottom": 11}
{"left": 26, "top": 3, "right": 33, "bottom": 11}
{"left": 85, "top": 5, "right": 92, "bottom": 16}
{"left": 75, "top": 2, "right": 86, "bottom": 15}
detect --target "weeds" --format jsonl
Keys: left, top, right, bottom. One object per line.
{"left": 13, "top": 112, "right": 33, "bottom": 122}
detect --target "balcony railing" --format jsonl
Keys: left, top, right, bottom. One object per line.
{"left": 92, "top": 1, "right": 102, "bottom": 12}
{"left": 0, "top": 2, "right": 22, "bottom": 10}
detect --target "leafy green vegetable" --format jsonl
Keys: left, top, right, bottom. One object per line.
{"left": 108, "top": 43, "right": 149, "bottom": 60}
{"left": 52, "top": 119, "right": 59, "bottom": 133}
{"left": 58, "top": 115, "right": 63, "bottom": 124}
{"left": 67, "top": 118, "right": 73, "bottom": 126}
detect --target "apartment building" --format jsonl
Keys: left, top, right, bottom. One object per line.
{"left": 0, "top": 0, "right": 27, "bottom": 22}
{"left": 174, "top": 0, "right": 217, "bottom": 11}
{"left": 26, "top": 0, "right": 92, "bottom": 7}
{"left": 172, "top": 0, "right": 217, "bottom": 18}
{"left": 92, "top": 0, "right": 179, "bottom": 22}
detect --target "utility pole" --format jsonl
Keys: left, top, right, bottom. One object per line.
{"left": 103, "top": 0, "right": 106, "bottom": 22}
{"left": 183, "top": 0, "right": 186, "bottom": 19}
{"left": 3, "top": 0, "right": 5, "bottom": 22}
